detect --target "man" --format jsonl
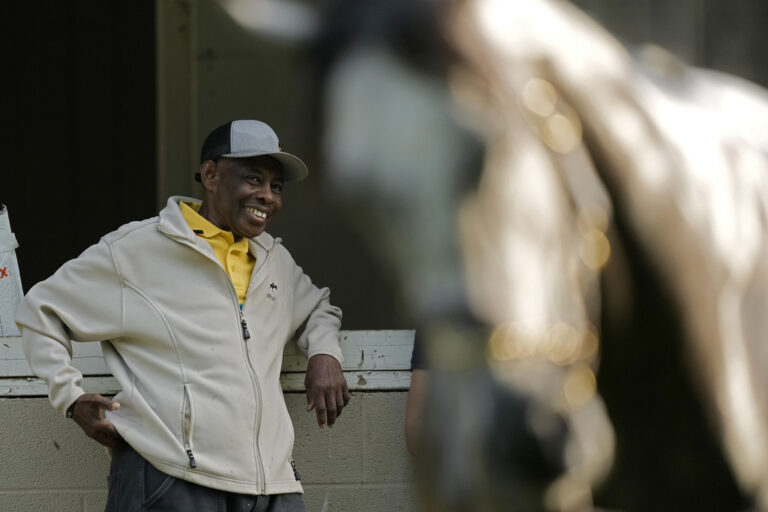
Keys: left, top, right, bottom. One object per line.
{"left": 16, "top": 119, "right": 350, "bottom": 511}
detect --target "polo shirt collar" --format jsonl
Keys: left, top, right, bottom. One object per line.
{"left": 179, "top": 201, "right": 238, "bottom": 244}
{"left": 158, "top": 197, "right": 278, "bottom": 251}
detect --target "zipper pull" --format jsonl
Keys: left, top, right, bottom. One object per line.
{"left": 290, "top": 458, "right": 301, "bottom": 481}
{"left": 186, "top": 446, "right": 198, "bottom": 468}
{"left": 240, "top": 311, "right": 251, "bottom": 340}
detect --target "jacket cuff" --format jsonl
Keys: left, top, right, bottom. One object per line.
{"left": 65, "top": 399, "right": 78, "bottom": 418}
{"left": 55, "top": 387, "right": 86, "bottom": 417}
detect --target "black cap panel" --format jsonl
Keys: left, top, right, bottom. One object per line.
{"left": 200, "top": 121, "right": 233, "bottom": 163}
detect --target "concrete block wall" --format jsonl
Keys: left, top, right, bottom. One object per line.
{"left": 289, "top": 393, "right": 416, "bottom": 512}
{"left": 0, "top": 393, "right": 416, "bottom": 512}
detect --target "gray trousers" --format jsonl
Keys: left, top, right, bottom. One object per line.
{"left": 105, "top": 444, "right": 306, "bottom": 512}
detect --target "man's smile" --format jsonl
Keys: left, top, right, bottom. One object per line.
{"left": 244, "top": 206, "right": 268, "bottom": 219}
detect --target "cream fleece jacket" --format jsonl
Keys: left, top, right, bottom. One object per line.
{"left": 16, "top": 196, "right": 343, "bottom": 495}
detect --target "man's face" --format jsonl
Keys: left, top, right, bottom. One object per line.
{"left": 201, "top": 156, "right": 284, "bottom": 239}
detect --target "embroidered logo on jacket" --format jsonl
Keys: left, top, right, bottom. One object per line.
{"left": 266, "top": 282, "right": 278, "bottom": 302}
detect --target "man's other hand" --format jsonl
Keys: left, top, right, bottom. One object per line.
{"left": 305, "top": 354, "right": 350, "bottom": 428}
{"left": 71, "top": 393, "right": 123, "bottom": 447}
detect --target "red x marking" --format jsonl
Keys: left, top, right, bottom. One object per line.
{"left": 0, "top": 267, "right": 7, "bottom": 278}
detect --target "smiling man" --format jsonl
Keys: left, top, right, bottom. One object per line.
{"left": 16, "top": 120, "right": 349, "bottom": 512}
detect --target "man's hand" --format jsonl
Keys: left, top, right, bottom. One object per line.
{"left": 71, "top": 393, "right": 123, "bottom": 447}
{"left": 305, "top": 354, "right": 350, "bottom": 428}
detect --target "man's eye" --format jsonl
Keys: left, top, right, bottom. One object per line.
{"left": 272, "top": 184, "right": 284, "bottom": 194}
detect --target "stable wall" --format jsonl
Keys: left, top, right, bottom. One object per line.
{"left": 0, "top": 331, "right": 417, "bottom": 512}
{"left": 0, "top": 393, "right": 414, "bottom": 512}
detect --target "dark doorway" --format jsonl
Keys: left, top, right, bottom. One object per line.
{"left": 1, "top": 1, "right": 157, "bottom": 290}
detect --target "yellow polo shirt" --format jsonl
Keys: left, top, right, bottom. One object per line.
{"left": 180, "top": 202, "right": 255, "bottom": 304}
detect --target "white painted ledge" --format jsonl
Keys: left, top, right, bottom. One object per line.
{"left": 0, "top": 330, "right": 415, "bottom": 396}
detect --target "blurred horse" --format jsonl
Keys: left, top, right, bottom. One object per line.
{"left": 315, "top": 0, "right": 768, "bottom": 510}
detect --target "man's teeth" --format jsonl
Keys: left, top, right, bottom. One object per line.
{"left": 246, "top": 207, "right": 267, "bottom": 219}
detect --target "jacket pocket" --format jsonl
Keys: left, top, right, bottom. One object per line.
{"left": 181, "top": 383, "right": 198, "bottom": 468}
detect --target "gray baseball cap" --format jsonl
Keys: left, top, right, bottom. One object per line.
{"left": 197, "top": 120, "right": 308, "bottom": 182}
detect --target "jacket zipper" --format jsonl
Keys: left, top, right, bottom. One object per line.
{"left": 182, "top": 384, "right": 198, "bottom": 468}
{"left": 186, "top": 446, "right": 197, "bottom": 468}
{"left": 242, "top": 317, "right": 265, "bottom": 492}
{"left": 239, "top": 245, "right": 278, "bottom": 493}
{"left": 290, "top": 458, "right": 301, "bottom": 481}
{"left": 240, "top": 309, "right": 251, "bottom": 340}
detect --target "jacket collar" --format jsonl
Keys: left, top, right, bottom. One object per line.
{"left": 157, "top": 196, "right": 277, "bottom": 252}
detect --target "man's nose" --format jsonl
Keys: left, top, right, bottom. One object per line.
{"left": 257, "top": 183, "right": 275, "bottom": 203}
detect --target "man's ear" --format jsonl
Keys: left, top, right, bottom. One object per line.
{"left": 199, "top": 160, "right": 218, "bottom": 190}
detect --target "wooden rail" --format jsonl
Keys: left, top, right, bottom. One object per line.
{"left": 0, "top": 330, "right": 415, "bottom": 396}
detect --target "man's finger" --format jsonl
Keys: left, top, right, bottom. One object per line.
{"left": 92, "top": 395, "right": 120, "bottom": 411}
{"left": 335, "top": 389, "right": 346, "bottom": 419}
{"left": 95, "top": 401, "right": 120, "bottom": 419}
{"left": 314, "top": 399, "right": 328, "bottom": 428}
{"left": 325, "top": 392, "right": 338, "bottom": 427}
{"left": 76, "top": 393, "right": 120, "bottom": 415}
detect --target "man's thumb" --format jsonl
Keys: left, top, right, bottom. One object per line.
{"left": 98, "top": 396, "right": 120, "bottom": 411}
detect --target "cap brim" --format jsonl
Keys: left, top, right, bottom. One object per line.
{"left": 220, "top": 151, "right": 308, "bottom": 182}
